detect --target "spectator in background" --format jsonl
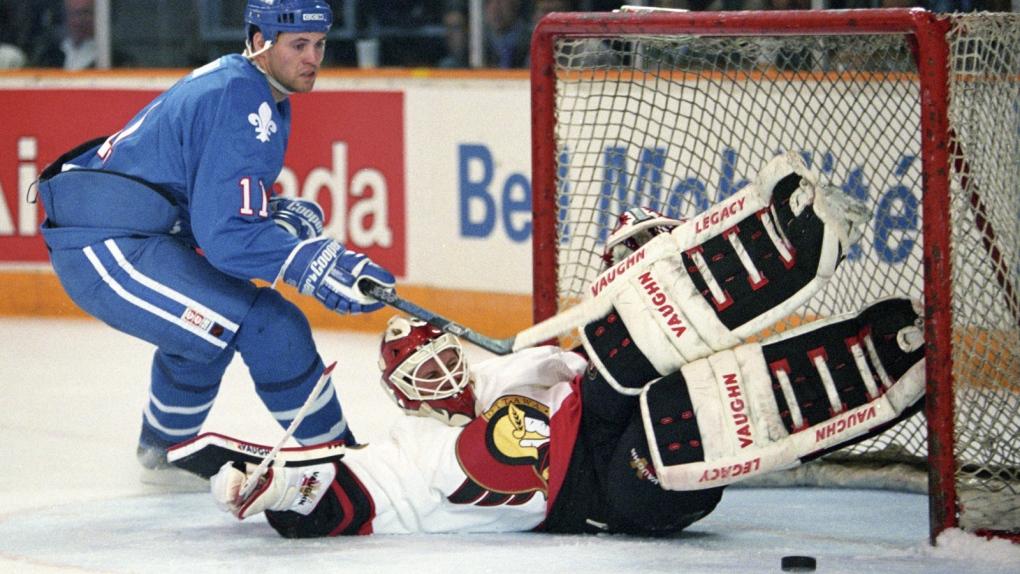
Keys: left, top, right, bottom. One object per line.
{"left": 485, "top": 0, "right": 531, "bottom": 68}
{"left": 437, "top": 8, "right": 469, "bottom": 68}
{"left": 29, "top": 0, "right": 95, "bottom": 69}
{"left": 59, "top": 0, "right": 98, "bottom": 69}
{"left": 1, "top": 0, "right": 59, "bottom": 68}
{"left": 29, "top": 0, "right": 132, "bottom": 69}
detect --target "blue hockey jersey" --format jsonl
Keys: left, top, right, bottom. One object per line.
{"left": 62, "top": 54, "right": 302, "bottom": 283}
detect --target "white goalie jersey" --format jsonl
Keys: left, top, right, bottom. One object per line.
{"left": 326, "top": 346, "right": 588, "bottom": 534}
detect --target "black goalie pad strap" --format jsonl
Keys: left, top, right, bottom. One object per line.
{"left": 684, "top": 173, "right": 829, "bottom": 330}
{"left": 761, "top": 297, "right": 924, "bottom": 434}
{"left": 582, "top": 307, "right": 661, "bottom": 390}
{"left": 856, "top": 298, "right": 927, "bottom": 380}
{"left": 642, "top": 371, "right": 706, "bottom": 468}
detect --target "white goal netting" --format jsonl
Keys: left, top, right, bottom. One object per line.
{"left": 535, "top": 10, "right": 1019, "bottom": 536}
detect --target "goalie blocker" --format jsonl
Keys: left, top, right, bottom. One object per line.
{"left": 639, "top": 297, "right": 925, "bottom": 491}
{"left": 581, "top": 152, "right": 869, "bottom": 395}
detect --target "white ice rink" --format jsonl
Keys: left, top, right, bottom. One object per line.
{"left": 2, "top": 317, "right": 1018, "bottom": 574}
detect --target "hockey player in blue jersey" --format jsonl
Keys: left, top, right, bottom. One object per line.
{"left": 34, "top": 0, "right": 393, "bottom": 486}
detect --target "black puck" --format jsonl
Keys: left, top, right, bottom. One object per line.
{"left": 781, "top": 555, "right": 817, "bottom": 571}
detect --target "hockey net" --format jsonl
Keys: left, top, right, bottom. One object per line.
{"left": 530, "top": 8, "right": 1019, "bottom": 541}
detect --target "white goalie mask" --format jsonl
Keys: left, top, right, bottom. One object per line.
{"left": 602, "top": 207, "right": 685, "bottom": 267}
{"left": 378, "top": 316, "right": 477, "bottom": 426}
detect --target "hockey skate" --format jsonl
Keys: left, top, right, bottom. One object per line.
{"left": 137, "top": 440, "right": 209, "bottom": 493}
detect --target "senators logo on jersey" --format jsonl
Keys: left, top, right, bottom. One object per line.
{"left": 448, "top": 395, "right": 552, "bottom": 506}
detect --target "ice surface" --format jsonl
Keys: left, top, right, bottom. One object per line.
{"left": 2, "top": 318, "right": 1017, "bottom": 574}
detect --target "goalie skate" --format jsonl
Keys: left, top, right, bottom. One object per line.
{"left": 639, "top": 297, "right": 925, "bottom": 490}
{"left": 582, "top": 152, "right": 870, "bottom": 394}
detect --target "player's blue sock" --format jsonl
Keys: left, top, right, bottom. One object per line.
{"left": 253, "top": 358, "right": 355, "bottom": 445}
{"left": 139, "top": 348, "right": 230, "bottom": 456}
{"left": 236, "top": 289, "right": 357, "bottom": 446}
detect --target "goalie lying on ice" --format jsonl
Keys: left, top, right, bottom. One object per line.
{"left": 178, "top": 298, "right": 924, "bottom": 538}
{"left": 170, "top": 155, "right": 923, "bottom": 538}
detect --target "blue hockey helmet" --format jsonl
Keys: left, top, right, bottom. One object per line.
{"left": 244, "top": 0, "right": 333, "bottom": 45}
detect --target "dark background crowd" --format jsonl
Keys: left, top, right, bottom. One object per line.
{"left": 0, "top": 0, "right": 1013, "bottom": 70}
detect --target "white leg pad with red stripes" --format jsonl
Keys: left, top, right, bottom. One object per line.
{"left": 581, "top": 152, "right": 870, "bottom": 395}
{"left": 639, "top": 297, "right": 925, "bottom": 490}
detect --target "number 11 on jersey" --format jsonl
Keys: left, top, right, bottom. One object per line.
{"left": 239, "top": 177, "right": 269, "bottom": 218}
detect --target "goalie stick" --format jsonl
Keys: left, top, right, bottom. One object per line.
{"left": 237, "top": 361, "right": 338, "bottom": 501}
{"left": 361, "top": 281, "right": 598, "bottom": 355}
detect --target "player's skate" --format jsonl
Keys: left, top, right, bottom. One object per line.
{"left": 581, "top": 151, "right": 871, "bottom": 395}
{"left": 639, "top": 297, "right": 925, "bottom": 490}
{"left": 137, "top": 438, "right": 209, "bottom": 492}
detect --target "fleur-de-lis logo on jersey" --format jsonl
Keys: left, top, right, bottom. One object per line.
{"left": 248, "top": 101, "right": 277, "bottom": 143}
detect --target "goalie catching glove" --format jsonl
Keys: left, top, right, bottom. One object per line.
{"left": 639, "top": 297, "right": 925, "bottom": 490}
{"left": 581, "top": 152, "right": 870, "bottom": 394}
{"left": 276, "top": 238, "right": 395, "bottom": 314}
{"left": 212, "top": 460, "right": 337, "bottom": 519}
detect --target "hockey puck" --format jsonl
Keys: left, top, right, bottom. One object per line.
{"left": 781, "top": 555, "right": 817, "bottom": 572}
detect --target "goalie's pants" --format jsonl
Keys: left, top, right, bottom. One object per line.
{"left": 542, "top": 368, "right": 724, "bottom": 535}
{"left": 43, "top": 232, "right": 355, "bottom": 448}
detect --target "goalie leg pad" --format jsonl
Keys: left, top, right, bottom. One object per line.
{"left": 640, "top": 297, "right": 925, "bottom": 491}
{"left": 581, "top": 306, "right": 681, "bottom": 395}
{"left": 582, "top": 152, "right": 870, "bottom": 393}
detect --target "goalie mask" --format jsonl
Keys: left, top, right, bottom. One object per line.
{"left": 602, "top": 207, "right": 684, "bottom": 268}
{"left": 378, "top": 316, "right": 477, "bottom": 426}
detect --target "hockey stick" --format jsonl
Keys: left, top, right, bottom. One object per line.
{"left": 238, "top": 361, "right": 337, "bottom": 501}
{"left": 361, "top": 281, "right": 601, "bottom": 355}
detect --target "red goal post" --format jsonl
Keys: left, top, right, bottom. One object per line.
{"left": 529, "top": 8, "right": 1019, "bottom": 543}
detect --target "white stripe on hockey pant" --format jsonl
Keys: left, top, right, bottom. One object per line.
{"left": 863, "top": 334, "right": 896, "bottom": 389}
{"left": 271, "top": 382, "right": 336, "bottom": 422}
{"left": 142, "top": 403, "right": 205, "bottom": 437}
{"left": 83, "top": 245, "right": 228, "bottom": 350}
{"left": 103, "top": 239, "right": 240, "bottom": 331}
{"left": 759, "top": 210, "right": 795, "bottom": 265}
{"left": 296, "top": 418, "right": 349, "bottom": 445}
{"left": 772, "top": 366, "right": 805, "bottom": 430}
{"left": 811, "top": 352, "right": 845, "bottom": 414}
{"left": 147, "top": 390, "right": 216, "bottom": 416}
{"left": 848, "top": 341, "right": 881, "bottom": 400}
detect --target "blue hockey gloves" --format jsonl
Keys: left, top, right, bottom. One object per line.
{"left": 269, "top": 196, "right": 325, "bottom": 241}
{"left": 281, "top": 238, "right": 395, "bottom": 314}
